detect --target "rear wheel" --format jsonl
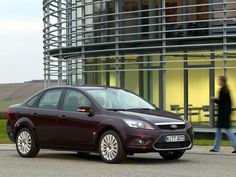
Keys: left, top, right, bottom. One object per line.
{"left": 99, "top": 130, "right": 126, "bottom": 163}
{"left": 16, "top": 128, "right": 39, "bottom": 157}
{"left": 159, "top": 150, "right": 185, "bottom": 160}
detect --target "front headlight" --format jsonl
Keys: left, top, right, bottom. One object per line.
{"left": 183, "top": 119, "right": 192, "bottom": 128}
{"left": 123, "top": 119, "right": 154, "bottom": 130}
{"left": 181, "top": 117, "right": 190, "bottom": 125}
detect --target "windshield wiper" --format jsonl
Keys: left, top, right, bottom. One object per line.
{"left": 106, "top": 108, "right": 128, "bottom": 111}
{"left": 106, "top": 108, "right": 155, "bottom": 112}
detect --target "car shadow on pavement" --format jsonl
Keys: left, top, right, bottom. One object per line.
{"left": 22, "top": 152, "right": 103, "bottom": 162}
{"left": 22, "top": 152, "right": 191, "bottom": 164}
{"left": 124, "top": 156, "right": 191, "bottom": 164}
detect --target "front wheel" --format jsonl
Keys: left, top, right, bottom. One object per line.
{"left": 16, "top": 128, "right": 40, "bottom": 158}
{"left": 99, "top": 130, "right": 126, "bottom": 163}
{"left": 159, "top": 150, "right": 185, "bottom": 160}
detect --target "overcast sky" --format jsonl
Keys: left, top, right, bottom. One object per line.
{"left": 0, "top": 0, "right": 43, "bottom": 83}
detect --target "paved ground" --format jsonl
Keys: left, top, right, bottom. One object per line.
{"left": 0, "top": 144, "right": 235, "bottom": 177}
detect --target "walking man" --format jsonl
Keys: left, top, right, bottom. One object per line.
{"left": 210, "top": 76, "right": 236, "bottom": 153}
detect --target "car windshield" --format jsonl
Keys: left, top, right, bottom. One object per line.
{"left": 86, "top": 89, "right": 156, "bottom": 110}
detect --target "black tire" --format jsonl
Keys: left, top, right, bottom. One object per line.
{"left": 99, "top": 130, "right": 126, "bottom": 163}
{"left": 16, "top": 128, "right": 40, "bottom": 158}
{"left": 159, "top": 150, "right": 185, "bottom": 160}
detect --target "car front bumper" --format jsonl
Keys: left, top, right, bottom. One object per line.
{"left": 120, "top": 127, "right": 193, "bottom": 153}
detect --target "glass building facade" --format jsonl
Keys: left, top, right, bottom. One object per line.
{"left": 43, "top": 0, "right": 236, "bottom": 127}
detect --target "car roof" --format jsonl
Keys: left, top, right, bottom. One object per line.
{"left": 45, "top": 85, "right": 122, "bottom": 91}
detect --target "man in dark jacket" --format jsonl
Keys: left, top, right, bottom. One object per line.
{"left": 210, "top": 76, "right": 236, "bottom": 153}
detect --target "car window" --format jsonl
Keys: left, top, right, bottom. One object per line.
{"left": 87, "top": 89, "right": 155, "bottom": 110}
{"left": 89, "top": 91, "right": 113, "bottom": 109}
{"left": 63, "top": 89, "right": 91, "bottom": 111}
{"left": 26, "top": 95, "right": 38, "bottom": 107}
{"left": 38, "top": 89, "right": 62, "bottom": 109}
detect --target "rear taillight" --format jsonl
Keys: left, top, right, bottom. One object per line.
{"left": 7, "top": 110, "right": 11, "bottom": 121}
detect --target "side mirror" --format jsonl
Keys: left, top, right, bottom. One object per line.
{"left": 78, "top": 105, "right": 91, "bottom": 113}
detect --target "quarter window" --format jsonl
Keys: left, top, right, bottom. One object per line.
{"left": 38, "top": 89, "right": 62, "bottom": 109}
{"left": 26, "top": 95, "right": 38, "bottom": 107}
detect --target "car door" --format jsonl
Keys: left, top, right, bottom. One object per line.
{"left": 58, "top": 89, "right": 99, "bottom": 148}
{"left": 32, "top": 88, "right": 63, "bottom": 146}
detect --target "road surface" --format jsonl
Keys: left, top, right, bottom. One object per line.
{"left": 0, "top": 145, "right": 235, "bottom": 177}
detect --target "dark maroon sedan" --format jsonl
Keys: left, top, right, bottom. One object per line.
{"left": 7, "top": 86, "right": 193, "bottom": 163}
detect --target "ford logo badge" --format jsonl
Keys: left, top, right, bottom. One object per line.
{"left": 171, "top": 124, "right": 178, "bottom": 129}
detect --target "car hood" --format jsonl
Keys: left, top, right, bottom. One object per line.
{"left": 114, "top": 109, "right": 184, "bottom": 124}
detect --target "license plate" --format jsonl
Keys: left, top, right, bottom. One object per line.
{"left": 165, "top": 135, "right": 185, "bottom": 142}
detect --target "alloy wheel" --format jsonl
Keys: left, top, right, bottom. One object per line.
{"left": 17, "top": 131, "right": 32, "bottom": 155}
{"left": 100, "top": 134, "right": 118, "bottom": 161}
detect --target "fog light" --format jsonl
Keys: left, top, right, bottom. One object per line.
{"left": 131, "top": 138, "right": 145, "bottom": 145}
{"left": 138, "top": 139, "right": 144, "bottom": 144}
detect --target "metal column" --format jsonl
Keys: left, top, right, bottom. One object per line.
{"left": 58, "top": 0, "right": 63, "bottom": 86}
{"left": 184, "top": 51, "right": 189, "bottom": 121}
{"left": 223, "top": 0, "right": 227, "bottom": 76}
{"left": 183, "top": 0, "right": 188, "bottom": 120}
{"left": 43, "top": 4, "right": 48, "bottom": 88}
{"left": 66, "top": 0, "right": 72, "bottom": 85}
{"left": 81, "top": 0, "right": 86, "bottom": 85}
{"left": 209, "top": 51, "right": 215, "bottom": 128}
{"left": 115, "top": 0, "right": 120, "bottom": 87}
{"left": 138, "top": 56, "right": 144, "bottom": 97}
{"left": 159, "top": 0, "right": 166, "bottom": 110}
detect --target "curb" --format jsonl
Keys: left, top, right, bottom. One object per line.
{"left": 0, "top": 144, "right": 15, "bottom": 151}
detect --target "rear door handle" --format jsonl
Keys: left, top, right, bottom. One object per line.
{"left": 15, "top": 113, "right": 20, "bottom": 118}
{"left": 59, "top": 115, "right": 67, "bottom": 119}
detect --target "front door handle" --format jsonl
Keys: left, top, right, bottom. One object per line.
{"left": 32, "top": 113, "right": 38, "bottom": 117}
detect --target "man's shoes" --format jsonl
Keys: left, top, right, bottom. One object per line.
{"left": 232, "top": 150, "right": 236, "bottom": 153}
{"left": 209, "top": 149, "right": 219, "bottom": 152}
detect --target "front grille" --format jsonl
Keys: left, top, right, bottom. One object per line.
{"left": 157, "top": 124, "right": 185, "bottom": 130}
{"left": 154, "top": 141, "right": 191, "bottom": 149}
